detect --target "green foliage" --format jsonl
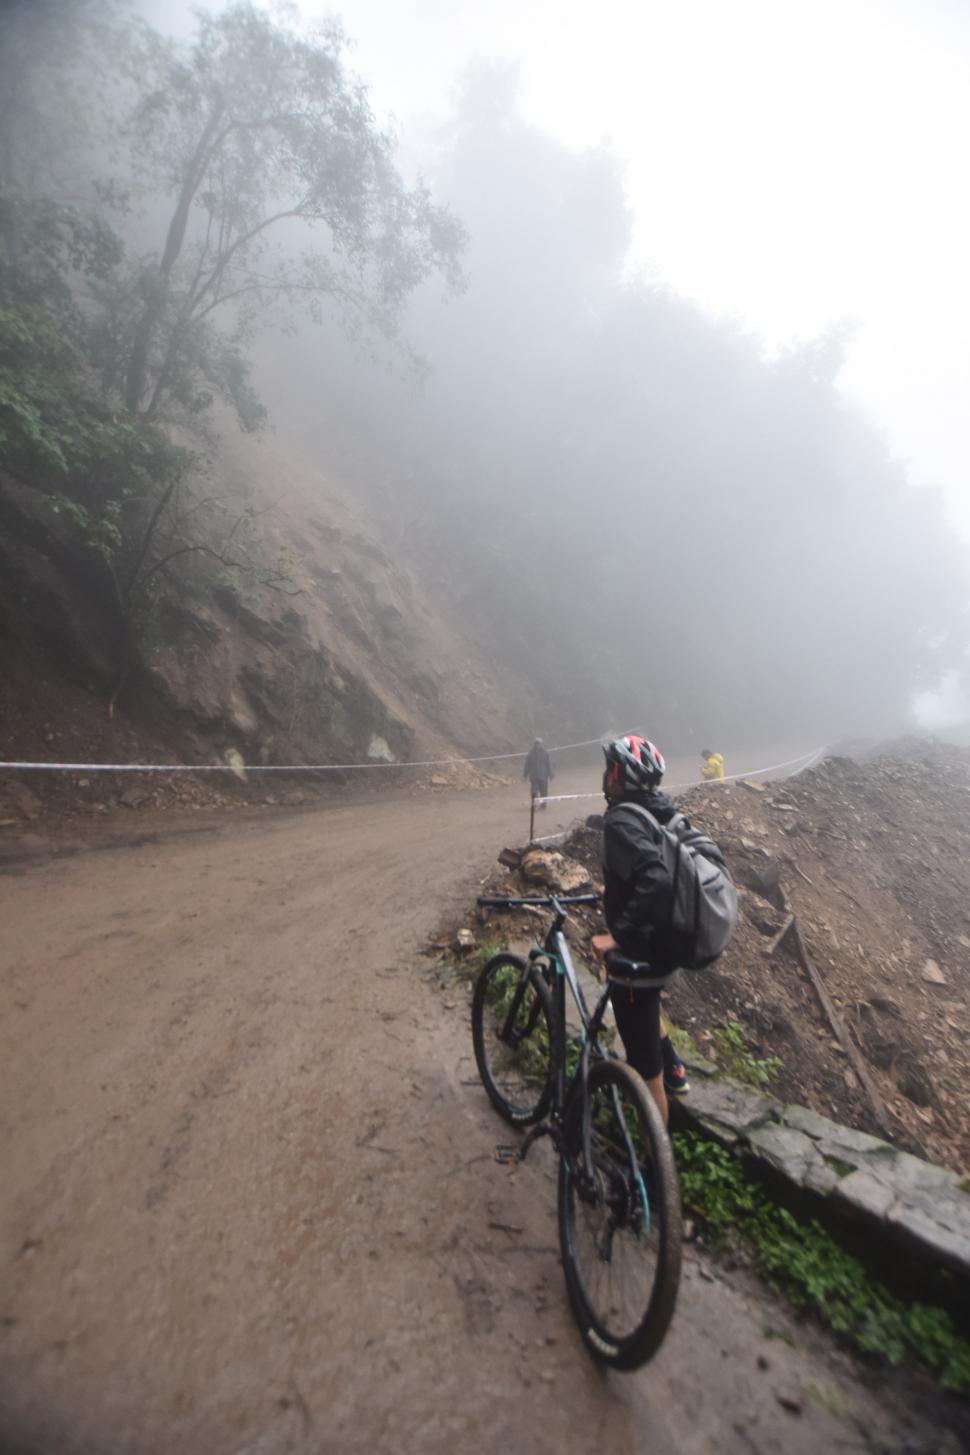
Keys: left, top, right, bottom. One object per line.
{"left": 469, "top": 948, "right": 615, "bottom": 1091}
{"left": 480, "top": 958, "right": 552, "bottom": 1085}
{"left": 462, "top": 940, "right": 507, "bottom": 979}
{"left": 47, "top": 494, "right": 122, "bottom": 563}
{"left": 0, "top": 195, "right": 191, "bottom": 565}
{"left": 667, "top": 1022, "right": 703, "bottom": 1064}
{"left": 674, "top": 1132, "right": 970, "bottom": 1393}
{"left": 0, "top": 0, "right": 463, "bottom": 685}
{"left": 712, "top": 1019, "right": 783, "bottom": 1089}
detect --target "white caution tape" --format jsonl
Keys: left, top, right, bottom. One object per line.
{"left": 532, "top": 747, "right": 827, "bottom": 806}
{"left": 530, "top": 794, "right": 600, "bottom": 807}
{"left": 0, "top": 734, "right": 607, "bottom": 775}
{"left": 0, "top": 741, "right": 827, "bottom": 792}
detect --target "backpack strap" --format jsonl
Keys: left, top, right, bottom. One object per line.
{"left": 611, "top": 799, "right": 685, "bottom": 906}
{"left": 620, "top": 802, "right": 728, "bottom": 870}
{"left": 613, "top": 801, "right": 687, "bottom": 857}
{"left": 610, "top": 800, "right": 664, "bottom": 836}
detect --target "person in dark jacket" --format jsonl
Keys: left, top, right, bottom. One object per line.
{"left": 590, "top": 734, "right": 690, "bottom": 1122}
{"left": 523, "top": 737, "right": 554, "bottom": 808}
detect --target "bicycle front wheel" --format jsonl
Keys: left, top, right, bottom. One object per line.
{"left": 472, "top": 953, "right": 554, "bottom": 1125}
{"left": 558, "top": 1058, "right": 682, "bottom": 1370}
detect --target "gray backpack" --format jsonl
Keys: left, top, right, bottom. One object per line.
{"left": 619, "top": 803, "right": 738, "bottom": 971}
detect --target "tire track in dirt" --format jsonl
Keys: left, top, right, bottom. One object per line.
{"left": 0, "top": 776, "right": 960, "bottom": 1454}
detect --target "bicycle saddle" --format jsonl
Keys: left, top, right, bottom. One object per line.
{"left": 603, "top": 951, "right": 677, "bottom": 988}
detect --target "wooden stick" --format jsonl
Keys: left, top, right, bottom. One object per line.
{"left": 823, "top": 872, "right": 863, "bottom": 910}
{"left": 788, "top": 917, "right": 895, "bottom": 1140}
{"left": 763, "top": 913, "right": 795, "bottom": 957}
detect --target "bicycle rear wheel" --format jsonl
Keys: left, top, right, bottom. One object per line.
{"left": 472, "top": 953, "right": 554, "bottom": 1125}
{"left": 558, "top": 1058, "right": 682, "bottom": 1370}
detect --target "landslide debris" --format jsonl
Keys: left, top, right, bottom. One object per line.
{"left": 465, "top": 746, "right": 970, "bottom": 1177}
{"left": 664, "top": 749, "right": 970, "bottom": 1175}
{"left": 1, "top": 438, "right": 542, "bottom": 785}
{"left": 0, "top": 642, "right": 506, "bottom": 839}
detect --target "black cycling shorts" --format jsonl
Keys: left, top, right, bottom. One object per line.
{"left": 609, "top": 982, "right": 663, "bottom": 1081}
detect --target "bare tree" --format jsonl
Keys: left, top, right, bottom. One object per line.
{"left": 121, "top": 1, "right": 465, "bottom": 423}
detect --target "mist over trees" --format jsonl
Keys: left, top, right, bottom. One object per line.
{"left": 0, "top": 0, "right": 463, "bottom": 703}
{"left": 262, "top": 61, "right": 969, "bottom": 749}
{"left": 1, "top": 3, "right": 967, "bottom": 751}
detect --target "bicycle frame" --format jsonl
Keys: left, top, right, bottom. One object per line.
{"left": 478, "top": 894, "right": 612, "bottom": 1158}
{"left": 474, "top": 893, "right": 682, "bottom": 1367}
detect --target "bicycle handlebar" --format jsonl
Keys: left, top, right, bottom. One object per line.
{"left": 477, "top": 894, "right": 600, "bottom": 908}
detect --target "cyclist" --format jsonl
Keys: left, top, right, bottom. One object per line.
{"left": 590, "top": 734, "right": 690, "bottom": 1122}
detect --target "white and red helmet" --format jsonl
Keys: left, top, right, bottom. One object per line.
{"left": 603, "top": 734, "right": 666, "bottom": 791}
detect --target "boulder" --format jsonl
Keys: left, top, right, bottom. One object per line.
{"left": 519, "top": 849, "right": 591, "bottom": 894}
{"left": 735, "top": 854, "right": 786, "bottom": 909}
{"left": 3, "top": 782, "right": 43, "bottom": 821}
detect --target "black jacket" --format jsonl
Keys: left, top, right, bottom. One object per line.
{"left": 602, "top": 788, "right": 681, "bottom": 961}
{"left": 523, "top": 743, "right": 553, "bottom": 782}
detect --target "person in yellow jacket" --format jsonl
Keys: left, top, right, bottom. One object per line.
{"left": 701, "top": 749, "right": 725, "bottom": 781}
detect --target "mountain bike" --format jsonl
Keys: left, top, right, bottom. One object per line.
{"left": 472, "top": 893, "right": 682, "bottom": 1370}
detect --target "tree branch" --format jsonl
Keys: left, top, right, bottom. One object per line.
{"left": 123, "top": 475, "right": 180, "bottom": 607}
{"left": 189, "top": 202, "right": 309, "bottom": 314}
{"left": 141, "top": 540, "right": 302, "bottom": 595}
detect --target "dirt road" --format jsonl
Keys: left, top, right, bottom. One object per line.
{"left": 0, "top": 774, "right": 957, "bottom": 1454}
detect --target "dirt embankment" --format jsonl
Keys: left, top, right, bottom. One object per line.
{"left": 469, "top": 746, "right": 970, "bottom": 1177}
{"left": 1, "top": 428, "right": 547, "bottom": 784}
{"left": 0, "top": 637, "right": 507, "bottom": 842}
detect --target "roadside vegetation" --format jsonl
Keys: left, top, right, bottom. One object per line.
{"left": 710, "top": 1019, "right": 783, "bottom": 1090}
{"left": 675, "top": 1131, "right": 970, "bottom": 1395}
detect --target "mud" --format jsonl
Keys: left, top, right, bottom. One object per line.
{"left": 0, "top": 773, "right": 962, "bottom": 1454}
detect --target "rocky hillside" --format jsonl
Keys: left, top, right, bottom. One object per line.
{"left": 0, "top": 426, "right": 544, "bottom": 775}
{"left": 666, "top": 749, "right": 970, "bottom": 1174}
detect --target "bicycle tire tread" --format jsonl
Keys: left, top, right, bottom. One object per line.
{"left": 558, "top": 1058, "right": 682, "bottom": 1370}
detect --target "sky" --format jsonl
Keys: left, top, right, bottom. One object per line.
{"left": 139, "top": 0, "right": 970, "bottom": 539}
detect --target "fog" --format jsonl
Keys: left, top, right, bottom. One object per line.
{"left": 3, "top": 0, "right": 969, "bottom": 753}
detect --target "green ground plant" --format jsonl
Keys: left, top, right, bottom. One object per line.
{"left": 674, "top": 1131, "right": 970, "bottom": 1394}
{"left": 461, "top": 940, "right": 614, "bottom": 1087}
{"left": 712, "top": 1019, "right": 783, "bottom": 1089}
{"left": 667, "top": 1023, "right": 704, "bottom": 1064}
{"left": 460, "top": 940, "right": 507, "bottom": 980}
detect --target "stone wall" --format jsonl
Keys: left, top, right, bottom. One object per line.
{"left": 675, "top": 1053, "right": 970, "bottom": 1318}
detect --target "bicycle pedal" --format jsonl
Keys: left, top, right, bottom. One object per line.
{"left": 494, "top": 1144, "right": 520, "bottom": 1166}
